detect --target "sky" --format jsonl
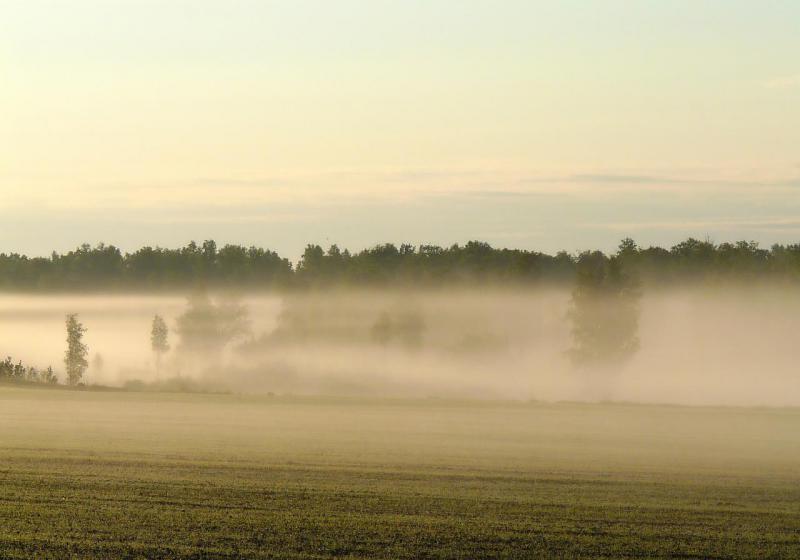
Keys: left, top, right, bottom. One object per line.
{"left": 2, "top": 0, "right": 799, "bottom": 259}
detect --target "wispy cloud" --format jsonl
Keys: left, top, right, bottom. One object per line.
{"left": 7, "top": 168, "right": 799, "bottom": 215}
{"left": 563, "top": 173, "right": 800, "bottom": 189}
{"left": 567, "top": 174, "right": 678, "bottom": 185}
{"left": 584, "top": 218, "right": 800, "bottom": 233}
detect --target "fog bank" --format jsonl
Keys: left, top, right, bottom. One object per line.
{"left": 0, "top": 287, "right": 797, "bottom": 407}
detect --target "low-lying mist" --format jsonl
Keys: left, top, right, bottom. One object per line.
{"left": 1, "top": 287, "right": 798, "bottom": 407}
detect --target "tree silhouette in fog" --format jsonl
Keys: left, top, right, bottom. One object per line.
{"left": 175, "top": 291, "right": 250, "bottom": 365}
{"left": 369, "top": 309, "right": 426, "bottom": 349}
{"left": 151, "top": 314, "right": 170, "bottom": 376}
{"left": 65, "top": 314, "right": 88, "bottom": 385}
{"left": 568, "top": 245, "right": 641, "bottom": 367}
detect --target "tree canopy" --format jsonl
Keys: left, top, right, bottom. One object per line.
{"left": 0, "top": 238, "right": 799, "bottom": 290}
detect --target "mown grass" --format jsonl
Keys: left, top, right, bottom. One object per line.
{"left": 0, "top": 387, "right": 798, "bottom": 559}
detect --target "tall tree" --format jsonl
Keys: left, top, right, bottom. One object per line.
{"left": 64, "top": 314, "right": 88, "bottom": 385}
{"left": 568, "top": 249, "right": 641, "bottom": 367}
{"left": 150, "top": 314, "right": 170, "bottom": 376}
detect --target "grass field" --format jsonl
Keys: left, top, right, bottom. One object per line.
{"left": 1, "top": 386, "right": 798, "bottom": 559}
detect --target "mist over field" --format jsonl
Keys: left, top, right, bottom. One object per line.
{"left": 5, "top": 1, "right": 800, "bottom": 556}
{"left": 2, "top": 287, "right": 797, "bottom": 407}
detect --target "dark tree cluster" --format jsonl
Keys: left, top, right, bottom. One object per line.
{"left": 0, "top": 241, "right": 292, "bottom": 291}
{"left": 614, "top": 238, "right": 793, "bottom": 285}
{"left": 283, "top": 238, "right": 800, "bottom": 287}
{"left": 1, "top": 237, "right": 800, "bottom": 290}
{"left": 0, "top": 357, "right": 58, "bottom": 385}
{"left": 295, "top": 241, "right": 575, "bottom": 287}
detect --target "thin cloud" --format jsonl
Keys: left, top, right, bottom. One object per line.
{"left": 567, "top": 174, "right": 678, "bottom": 185}
{"left": 584, "top": 218, "right": 800, "bottom": 232}
{"left": 8, "top": 169, "right": 800, "bottom": 216}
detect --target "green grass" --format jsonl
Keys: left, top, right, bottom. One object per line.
{"left": 0, "top": 387, "right": 798, "bottom": 558}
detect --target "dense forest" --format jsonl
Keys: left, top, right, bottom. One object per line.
{"left": 0, "top": 238, "right": 799, "bottom": 290}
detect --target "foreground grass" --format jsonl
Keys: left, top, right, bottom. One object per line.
{"left": 0, "top": 387, "right": 798, "bottom": 559}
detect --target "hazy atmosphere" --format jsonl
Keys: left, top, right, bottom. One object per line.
{"left": 2, "top": 287, "right": 798, "bottom": 407}
{"left": 2, "top": 2, "right": 799, "bottom": 558}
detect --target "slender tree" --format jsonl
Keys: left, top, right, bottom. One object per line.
{"left": 64, "top": 314, "right": 88, "bottom": 385}
{"left": 151, "top": 314, "right": 170, "bottom": 376}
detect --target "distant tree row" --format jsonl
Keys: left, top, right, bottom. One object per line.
{"left": 296, "top": 238, "right": 800, "bottom": 287}
{"left": 0, "top": 241, "right": 292, "bottom": 290}
{"left": 1, "top": 238, "right": 800, "bottom": 290}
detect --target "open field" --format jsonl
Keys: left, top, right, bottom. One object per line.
{"left": 1, "top": 386, "right": 799, "bottom": 559}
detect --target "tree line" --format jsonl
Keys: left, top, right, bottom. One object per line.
{"left": 0, "top": 252, "right": 642, "bottom": 390}
{"left": 0, "top": 238, "right": 791, "bottom": 389}
{"left": 1, "top": 238, "right": 800, "bottom": 290}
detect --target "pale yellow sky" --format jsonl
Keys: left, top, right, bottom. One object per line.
{"left": 1, "top": 1, "right": 799, "bottom": 257}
